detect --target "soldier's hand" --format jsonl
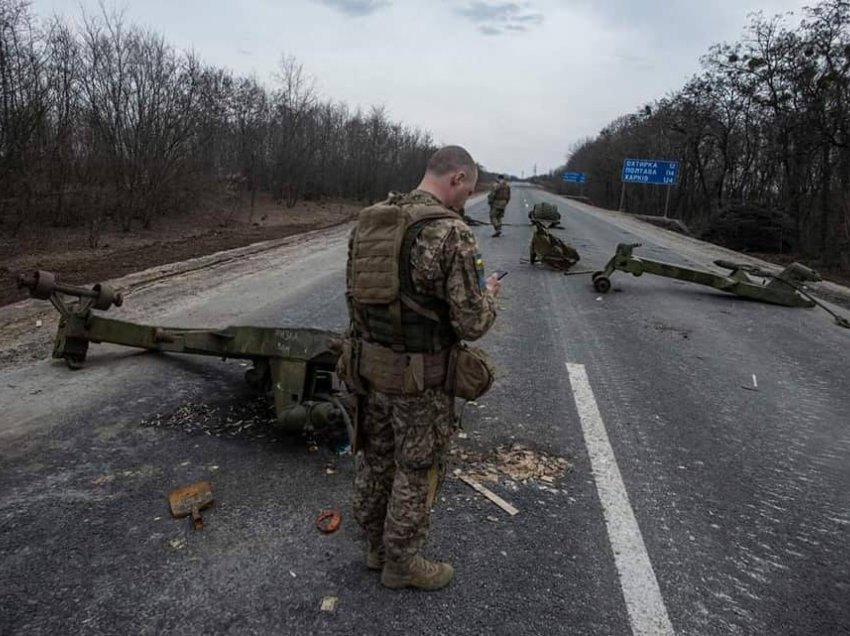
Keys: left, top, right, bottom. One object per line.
{"left": 485, "top": 274, "right": 502, "bottom": 297}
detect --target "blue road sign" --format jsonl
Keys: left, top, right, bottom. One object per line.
{"left": 621, "top": 159, "right": 678, "bottom": 185}
{"left": 562, "top": 171, "right": 586, "bottom": 183}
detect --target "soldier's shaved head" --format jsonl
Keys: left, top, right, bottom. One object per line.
{"left": 426, "top": 146, "right": 477, "bottom": 178}
{"left": 418, "top": 145, "right": 478, "bottom": 212}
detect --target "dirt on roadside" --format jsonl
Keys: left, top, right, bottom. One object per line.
{"left": 0, "top": 195, "right": 360, "bottom": 307}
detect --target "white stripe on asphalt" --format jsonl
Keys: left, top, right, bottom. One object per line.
{"left": 565, "top": 363, "right": 675, "bottom": 636}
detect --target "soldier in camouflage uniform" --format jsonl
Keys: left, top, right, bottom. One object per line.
{"left": 344, "top": 146, "right": 500, "bottom": 590}
{"left": 487, "top": 175, "right": 511, "bottom": 237}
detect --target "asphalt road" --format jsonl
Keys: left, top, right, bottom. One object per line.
{"left": 1, "top": 187, "right": 848, "bottom": 635}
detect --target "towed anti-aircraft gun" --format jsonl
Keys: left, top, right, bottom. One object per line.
{"left": 17, "top": 270, "right": 354, "bottom": 437}
{"left": 590, "top": 243, "right": 850, "bottom": 328}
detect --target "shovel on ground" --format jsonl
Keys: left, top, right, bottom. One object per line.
{"left": 168, "top": 481, "right": 214, "bottom": 530}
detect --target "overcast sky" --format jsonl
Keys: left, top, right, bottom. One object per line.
{"left": 31, "top": 0, "right": 810, "bottom": 176}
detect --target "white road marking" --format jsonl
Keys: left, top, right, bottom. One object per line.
{"left": 566, "top": 363, "right": 676, "bottom": 636}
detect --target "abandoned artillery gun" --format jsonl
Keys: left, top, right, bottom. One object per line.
{"left": 17, "top": 270, "right": 354, "bottom": 439}
{"left": 590, "top": 243, "right": 850, "bottom": 328}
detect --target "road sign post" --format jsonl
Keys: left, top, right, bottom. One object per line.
{"left": 620, "top": 159, "right": 678, "bottom": 215}
{"left": 562, "top": 172, "right": 586, "bottom": 197}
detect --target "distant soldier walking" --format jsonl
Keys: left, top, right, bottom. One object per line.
{"left": 488, "top": 175, "right": 511, "bottom": 237}
{"left": 339, "top": 146, "right": 501, "bottom": 591}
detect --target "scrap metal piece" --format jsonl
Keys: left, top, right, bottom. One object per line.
{"left": 529, "top": 219, "right": 580, "bottom": 272}
{"left": 316, "top": 509, "right": 342, "bottom": 533}
{"left": 592, "top": 243, "right": 820, "bottom": 308}
{"left": 168, "top": 481, "right": 214, "bottom": 530}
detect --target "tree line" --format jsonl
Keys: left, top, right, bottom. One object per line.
{"left": 542, "top": 0, "right": 850, "bottom": 268}
{"left": 0, "top": 1, "right": 438, "bottom": 243}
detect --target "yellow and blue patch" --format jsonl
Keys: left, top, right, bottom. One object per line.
{"left": 475, "top": 253, "right": 485, "bottom": 289}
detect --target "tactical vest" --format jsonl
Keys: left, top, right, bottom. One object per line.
{"left": 493, "top": 181, "right": 510, "bottom": 202}
{"left": 350, "top": 191, "right": 459, "bottom": 353}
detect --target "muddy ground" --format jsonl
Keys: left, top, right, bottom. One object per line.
{"left": 0, "top": 195, "right": 360, "bottom": 307}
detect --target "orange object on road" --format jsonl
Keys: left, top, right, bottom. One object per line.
{"left": 316, "top": 510, "right": 341, "bottom": 533}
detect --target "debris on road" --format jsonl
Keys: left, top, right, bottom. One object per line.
{"left": 320, "top": 596, "right": 339, "bottom": 612}
{"left": 92, "top": 474, "right": 114, "bottom": 486}
{"left": 142, "top": 399, "right": 291, "bottom": 443}
{"left": 168, "top": 481, "right": 214, "bottom": 530}
{"left": 316, "top": 509, "right": 342, "bottom": 533}
{"left": 450, "top": 444, "right": 571, "bottom": 487}
{"left": 168, "top": 538, "right": 187, "bottom": 550}
{"left": 458, "top": 475, "right": 519, "bottom": 516}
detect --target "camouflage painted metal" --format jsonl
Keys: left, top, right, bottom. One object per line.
{"left": 528, "top": 202, "right": 562, "bottom": 226}
{"left": 17, "top": 270, "right": 353, "bottom": 435}
{"left": 591, "top": 244, "right": 849, "bottom": 326}
{"left": 529, "top": 220, "right": 580, "bottom": 271}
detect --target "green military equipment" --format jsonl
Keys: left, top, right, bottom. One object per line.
{"left": 591, "top": 244, "right": 850, "bottom": 327}
{"left": 528, "top": 202, "right": 562, "bottom": 226}
{"left": 529, "top": 219, "right": 580, "bottom": 271}
{"left": 16, "top": 270, "right": 355, "bottom": 436}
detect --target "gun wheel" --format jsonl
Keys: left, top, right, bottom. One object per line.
{"left": 593, "top": 275, "right": 612, "bottom": 294}
{"left": 64, "top": 355, "right": 85, "bottom": 370}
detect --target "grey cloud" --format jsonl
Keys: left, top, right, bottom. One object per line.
{"left": 479, "top": 25, "right": 502, "bottom": 35}
{"left": 319, "top": 0, "right": 390, "bottom": 17}
{"left": 455, "top": 2, "right": 544, "bottom": 34}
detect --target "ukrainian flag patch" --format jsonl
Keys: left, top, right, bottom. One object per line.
{"left": 475, "top": 253, "right": 485, "bottom": 289}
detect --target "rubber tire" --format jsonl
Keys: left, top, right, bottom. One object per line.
{"left": 593, "top": 276, "right": 612, "bottom": 294}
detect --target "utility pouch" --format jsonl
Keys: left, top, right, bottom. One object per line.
{"left": 446, "top": 343, "right": 496, "bottom": 401}
{"left": 402, "top": 354, "right": 425, "bottom": 394}
{"left": 335, "top": 337, "right": 366, "bottom": 395}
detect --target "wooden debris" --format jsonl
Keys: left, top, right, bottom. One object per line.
{"left": 450, "top": 444, "right": 571, "bottom": 486}
{"left": 458, "top": 475, "right": 519, "bottom": 516}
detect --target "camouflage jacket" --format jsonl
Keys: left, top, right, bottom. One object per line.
{"left": 489, "top": 180, "right": 511, "bottom": 204}
{"left": 346, "top": 190, "right": 497, "bottom": 341}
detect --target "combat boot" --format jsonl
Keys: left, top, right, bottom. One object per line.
{"left": 380, "top": 555, "right": 454, "bottom": 590}
{"left": 366, "top": 540, "right": 385, "bottom": 571}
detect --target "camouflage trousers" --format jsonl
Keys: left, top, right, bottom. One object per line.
{"left": 352, "top": 387, "right": 455, "bottom": 563}
{"left": 489, "top": 203, "right": 507, "bottom": 231}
